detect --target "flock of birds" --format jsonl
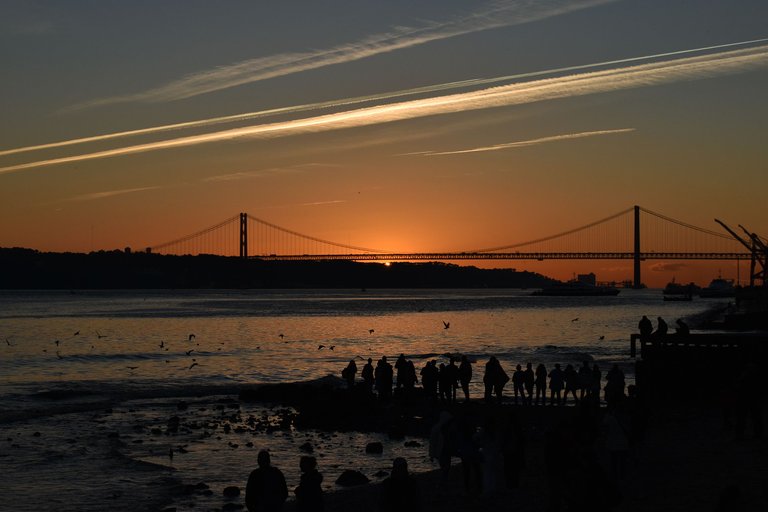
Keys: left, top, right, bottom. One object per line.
{"left": 4, "top": 315, "right": 609, "bottom": 375}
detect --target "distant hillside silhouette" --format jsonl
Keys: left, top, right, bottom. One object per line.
{"left": 0, "top": 247, "right": 558, "bottom": 289}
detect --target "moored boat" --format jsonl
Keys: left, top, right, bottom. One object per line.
{"left": 699, "top": 277, "right": 735, "bottom": 298}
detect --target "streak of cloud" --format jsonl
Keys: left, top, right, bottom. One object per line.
{"left": 299, "top": 200, "right": 347, "bottom": 207}
{"left": 71, "top": 0, "right": 613, "bottom": 109}
{"left": 3, "top": 37, "right": 766, "bottom": 158}
{"left": 64, "top": 186, "right": 161, "bottom": 202}
{"left": 2, "top": 44, "right": 768, "bottom": 175}
{"left": 408, "top": 128, "right": 636, "bottom": 156}
{"left": 203, "top": 167, "right": 303, "bottom": 182}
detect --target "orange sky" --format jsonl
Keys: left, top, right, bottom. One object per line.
{"left": 1, "top": 1, "right": 766, "bottom": 288}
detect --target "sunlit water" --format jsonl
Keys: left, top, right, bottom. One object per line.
{"left": 0, "top": 289, "right": 724, "bottom": 511}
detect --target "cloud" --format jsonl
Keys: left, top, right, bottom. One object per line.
{"left": 71, "top": 0, "right": 614, "bottom": 109}
{"left": 3, "top": 37, "right": 765, "bottom": 159}
{"left": 650, "top": 262, "right": 689, "bottom": 272}
{"left": 64, "top": 186, "right": 160, "bottom": 202}
{"left": 404, "top": 128, "right": 636, "bottom": 156}
{"left": 203, "top": 167, "right": 303, "bottom": 182}
{"left": 299, "top": 200, "right": 347, "bottom": 207}
{"left": 2, "top": 43, "right": 768, "bottom": 175}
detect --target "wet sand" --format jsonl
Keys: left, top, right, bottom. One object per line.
{"left": 257, "top": 380, "right": 767, "bottom": 512}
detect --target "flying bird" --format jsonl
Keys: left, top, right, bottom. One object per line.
{"left": 329, "top": 345, "right": 335, "bottom": 350}
{"left": 126, "top": 366, "right": 138, "bottom": 370}
{"left": 73, "top": 331, "right": 80, "bottom": 336}
{"left": 317, "top": 345, "right": 325, "bottom": 350}
{"left": 96, "top": 331, "right": 107, "bottom": 339}
{"left": 599, "top": 335, "right": 605, "bottom": 340}
{"left": 185, "top": 349, "right": 195, "bottom": 356}
{"left": 188, "top": 362, "right": 199, "bottom": 370}
{"left": 443, "top": 321, "right": 450, "bottom": 330}
{"left": 571, "top": 318, "right": 579, "bottom": 322}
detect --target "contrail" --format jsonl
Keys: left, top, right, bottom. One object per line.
{"left": 410, "top": 128, "right": 636, "bottom": 156}
{"left": 2, "top": 44, "right": 767, "bottom": 175}
{"left": 70, "top": 0, "right": 614, "bottom": 109}
{"left": 2, "top": 36, "right": 765, "bottom": 159}
{"left": 64, "top": 186, "right": 162, "bottom": 202}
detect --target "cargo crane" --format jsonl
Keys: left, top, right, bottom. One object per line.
{"left": 715, "top": 219, "right": 767, "bottom": 287}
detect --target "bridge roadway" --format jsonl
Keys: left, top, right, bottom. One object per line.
{"left": 254, "top": 251, "right": 751, "bottom": 261}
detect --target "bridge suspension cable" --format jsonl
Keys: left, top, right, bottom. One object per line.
{"left": 469, "top": 207, "right": 635, "bottom": 253}
{"left": 149, "top": 214, "right": 240, "bottom": 255}
{"left": 246, "top": 214, "right": 387, "bottom": 255}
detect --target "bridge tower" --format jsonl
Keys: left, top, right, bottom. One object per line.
{"left": 239, "top": 213, "right": 247, "bottom": 259}
{"left": 633, "top": 205, "right": 642, "bottom": 288}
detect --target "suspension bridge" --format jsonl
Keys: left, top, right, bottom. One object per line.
{"left": 147, "top": 206, "right": 760, "bottom": 287}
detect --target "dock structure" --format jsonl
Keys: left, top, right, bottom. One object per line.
{"left": 631, "top": 332, "right": 768, "bottom": 400}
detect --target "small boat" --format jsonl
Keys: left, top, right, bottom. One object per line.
{"left": 699, "top": 277, "right": 735, "bottom": 298}
{"left": 532, "top": 280, "right": 620, "bottom": 296}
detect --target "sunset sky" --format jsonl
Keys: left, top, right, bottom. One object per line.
{"left": 1, "top": 0, "right": 766, "bottom": 287}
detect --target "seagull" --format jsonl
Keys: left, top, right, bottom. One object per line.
{"left": 185, "top": 349, "right": 195, "bottom": 356}
{"left": 188, "top": 334, "right": 195, "bottom": 341}
{"left": 73, "top": 331, "right": 80, "bottom": 336}
{"left": 329, "top": 345, "right": 335, "bottom": 350}
{"left": 368, "top": 329, "right": 375, "bottom": 334}
{"left": 317, "top": 345, "right": 325, "bottom": 350}
{"left": 188, "top": 362, "right": 198, "bottom": 370}
{"left": 126, "top": 366, "right": 138, "bottom": 370}
{"left": 96, "top": 331, "right": 107, "bottom": 339}
{"left": 599, "top": 335, "right": 605, "bottom": 340}
{"left": 443, "top": 321, "right": 450, "bottom": 330}
{"left": 571, "top": 317, "right": 579, "bottom": 322}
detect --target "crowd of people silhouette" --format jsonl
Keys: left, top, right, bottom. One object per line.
{"left": 341, "top": 352, "right": 627, "bottom": 408}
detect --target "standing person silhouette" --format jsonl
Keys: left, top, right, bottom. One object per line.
{"left": 341, "top": 359, "right": 357, "bottom": 389}
{"left": 548, "top": 363, "right": 564, "bottom": 405}
{"left": 563, "top": 364, "right": 580, "bottom": 405}
{"left": 524, "top": 362, "right": 535, "bottom": 405}
{"left": 246, "top": 450, "right": 288, "bottom": 512}
{"left": 534, "top": 364, "right": 548, "bottom": 405}
{"left": 638, "top": 315, "right": 653, "bottom": 336}
{"left": 294, "top": 455, "right": 324, "bottom": 512}
{"left": 361, "top": 358, "right": 374, "bottom": 394}
{"left": 458, "top": 355, "right": 473, "bottom": 402}
{"left": 512, "top": 364, "right": 526, "bottom": 405}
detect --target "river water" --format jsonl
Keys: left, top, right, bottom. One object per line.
{"left": 0, "top": 288, "right": 724, "bottom": 511}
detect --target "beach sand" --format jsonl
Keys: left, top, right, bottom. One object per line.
{"left": 279, "top": 403, "right": 766, "bottom": 512}
{"left": 236, "top": 381, "right": 767, "bottom": 512}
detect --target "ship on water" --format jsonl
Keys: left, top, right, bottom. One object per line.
{"left": 662, "top": 277, "right": 699, "bottom": 301}
{"left": 532, "top": 272, "right": 620, "bottom": 296}
{"left": 698, "top": 276, "right": 736, "bottom": 298}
